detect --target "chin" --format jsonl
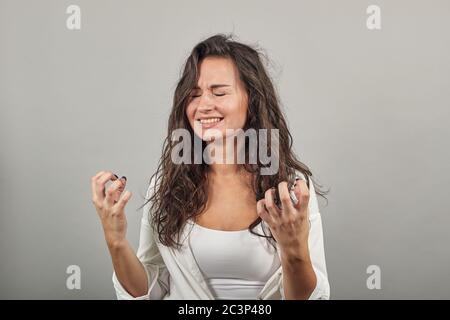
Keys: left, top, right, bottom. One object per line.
{"left": 202, "top": 130, "right": 226, "bottom": 142}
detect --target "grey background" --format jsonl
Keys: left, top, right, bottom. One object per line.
{"left": 1, "top": 0, "right": 449, "bottom": 299}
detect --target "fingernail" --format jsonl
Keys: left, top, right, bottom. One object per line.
{"left": 113, "top": 174, "right": 119, "bottom": 179}
{"left": 121, "top": 176, "right": 127, "bottom": 181}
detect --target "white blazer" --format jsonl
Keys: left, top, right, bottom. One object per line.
{"left": 112, "top": 171, "right": 330, "bottom": 300}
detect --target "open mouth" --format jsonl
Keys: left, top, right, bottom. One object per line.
{"left": 196, "top": 117, "right": 224, "bottom": 128}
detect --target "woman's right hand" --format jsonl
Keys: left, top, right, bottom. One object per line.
{"left": 91, "top": 171, "right": 132, "bottom": 249}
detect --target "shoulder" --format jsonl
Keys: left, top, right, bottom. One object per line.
{"left": 142, "top": 175, "right": 158, "bottom": 222}
{"left": 145, "top": 175, "right": 157, "bottom": 198}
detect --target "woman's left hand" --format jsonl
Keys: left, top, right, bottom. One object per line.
{"left": 256, "top": 179, "right": 311, "bottom": 262}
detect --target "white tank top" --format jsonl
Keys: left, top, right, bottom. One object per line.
{"left": 188, "top": 220, "right": 281, "bottom": 300}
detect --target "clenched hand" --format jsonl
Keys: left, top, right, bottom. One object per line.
{"left": 91, "top": 171, "right": 132, "bottom": 248}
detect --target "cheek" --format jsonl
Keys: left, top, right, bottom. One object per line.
{"left": 240, "top": 104, "right": 248, "bottom": 124}
{"left": 224, "top": 98, "right": 247, "bottom": 121}
{"left": 230, "top": 100, "right": 248, "bottom": 127}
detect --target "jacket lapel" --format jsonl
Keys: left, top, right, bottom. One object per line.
{"left": 171, "top": 220, "right": 216, "bottom": 299}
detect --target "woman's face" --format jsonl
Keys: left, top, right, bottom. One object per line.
{"left": 186, "top": 56, "right": 248, "bottom": 142}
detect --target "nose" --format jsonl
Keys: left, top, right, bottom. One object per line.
{"left": 198, "top": 104, "right": 213, "bottom": 113}
{"left": 197, "top": 92, "right": 215, "bottom": 112}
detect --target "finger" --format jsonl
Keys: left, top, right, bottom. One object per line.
{"left": 278, "top": 181, "right": 295, "bottom": 214}
{"left": 289, "top": 182, "right": 299, "bottom": 206}
{"left": 91, "top": 171, "right": 105, "bottom": 204}
{"left": 264, "top": 187, "right": 281, "bottom": 218}
{"left": 91, "top": 171, "right": 115, "bottom": 203}
{"left": 293, "top": 179, "right": 310, "bottom": 212}
{"left": 256, "top": 199, "right": 274, "bottom": 226}
{"left": 105, "top": 176, "right": 127, "bottom": 206}
{"left": 92, "top": 171, "right": 118, "bottom": 204}
{"left": 114, "top": 190, "right": 132, "bottom": 211}
{"left": 93, "top": 171, "right": 106, "bottom": 180}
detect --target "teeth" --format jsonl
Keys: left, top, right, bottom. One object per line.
{"left": 199, "top": 118, "right": 222, "bottom": 124}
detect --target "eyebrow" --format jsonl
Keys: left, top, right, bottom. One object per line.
{"left": 192, "top": 84, "right": 231, "bottom": 90}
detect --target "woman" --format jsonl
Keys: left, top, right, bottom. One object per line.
{"left": 91, "top": 34, "right": 330, "bottom": 300}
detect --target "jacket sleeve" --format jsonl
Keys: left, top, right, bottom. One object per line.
{"left": 112, "top": 177, "right": 170, "bottom": 300}
{"left": 280, "top": 173, "right": 331, "bottom": 300}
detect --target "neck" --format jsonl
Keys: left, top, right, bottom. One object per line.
{"left": 208, "top": 163, "right": 241, "bottom": 177}
{"left": 205, "top": 133, "right": 246, "bottom": 177}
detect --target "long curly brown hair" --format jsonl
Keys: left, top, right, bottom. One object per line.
{"left": 139, "top": 33, "right": 329, "bottom": 248}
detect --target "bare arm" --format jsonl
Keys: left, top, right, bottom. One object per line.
{"left": 280, "top": 249, "right": 317, "bottom": 299}
{"left": 107, "top": 240, "right": 148, "bottom": 297}
{"left": 91, "top": 170, "right": 150, "bottom": 298}
{"left": 257, "top": 178, "right": 322, "bottom": 300}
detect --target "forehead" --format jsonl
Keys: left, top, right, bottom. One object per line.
{"left": 196, "top": 56, "right": 239, "bottom": 86}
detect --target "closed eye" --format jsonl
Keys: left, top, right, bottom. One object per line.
{"left": 190, "top": 93, "right": 226, "bottom": 98}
